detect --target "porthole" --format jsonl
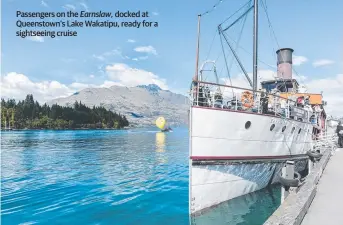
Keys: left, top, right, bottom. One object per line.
{"left": 282, "top": 126, "right": 286, "bottom": 132}
{"left": 291, "top": 127, "right": 295, "bottom": 134}
{"left": 270, "top": 124, "right": 275, "bottom": 131}
{"left": 298, "top": 128, "right": 302, "bottom": 134}
{"left": 245, "top": 121, "right": 251, "bottom": 129}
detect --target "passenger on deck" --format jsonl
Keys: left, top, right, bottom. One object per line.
{"left": 305, "top": 96, "right": 310, "bottom": 105}
{"left": 214, "top": 91, "right": 223, "bottom": 108}
{"left": 204, "top": 86, "right": 211, "bottom": 106}
{"left": 198, "top": 86, "right": 205, "bottom": 106}
{"left": 229, "top": 96, "right": 242, "bottom": 110}
{"left": 260, "top": 89, "right": 268, "bottom": 114}
{"left": 280, "top": 99, "right": 287, "bottom": 117}
{"left": 297, "top": 96, "right": 305, "bottom": 108}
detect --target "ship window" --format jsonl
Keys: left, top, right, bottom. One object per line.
{"left": 298, "top": 128, "right": 302, "bottom": 134}
{"left": 291, "top": 127, "right": 295, "bottom": 133}
{"left": 245, "top": 121, "right": 251, "bottom": 129}
{"left": 270, "top": 124, "right": 275, "bottom": 131}
{"left": 282, "top": 126, "right": 286, "bottom": 132}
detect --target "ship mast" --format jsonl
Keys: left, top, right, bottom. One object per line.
{"left": 194, "top": 15, "right": 201, "bottom": 82}
{"left": 252, "top": 0, "right": 258, "bottom": 91}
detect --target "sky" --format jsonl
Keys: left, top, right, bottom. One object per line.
{"left": 1, "top": 0, "right": 343, "bottom": 116}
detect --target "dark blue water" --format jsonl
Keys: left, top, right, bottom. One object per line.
{"left": 1, "top": 128, "right": 280, "bottom": 225}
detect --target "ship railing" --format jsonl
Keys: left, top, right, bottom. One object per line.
{"left": 190, "top": 80, "right": 312, "bottom": 122}
{"left": 313, "top": 133, "right": 338, "bottom": 150}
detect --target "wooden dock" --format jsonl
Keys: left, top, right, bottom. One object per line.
{"left": 264, "top": 146, "right": 338, "bottom": 225}
{"left": 301, "top": 148, "right": 343, "bottom": 225}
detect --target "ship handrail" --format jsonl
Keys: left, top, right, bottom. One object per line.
{"left": 192, "top": 80, "right": 297, "bottom": 103}
{"left": 190, "top": 80, "right": 320, "bottom": 124}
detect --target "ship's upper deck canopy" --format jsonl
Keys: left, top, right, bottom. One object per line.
{"left": 260, "top": 79, "right": 299, "bottom": 93}
{"left": 261, "top": 79, "right": 325, "bottom": 106}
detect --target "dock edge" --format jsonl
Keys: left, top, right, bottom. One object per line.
{"left": 263, "top": 147, "right": 333, "bottom": 225}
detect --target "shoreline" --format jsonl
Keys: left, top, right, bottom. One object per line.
{"left": 1, "top": 127, "right": 131, "bottom": 131}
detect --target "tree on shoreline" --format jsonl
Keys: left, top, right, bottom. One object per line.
{"left": 1, "top": 94, "right": 129, "bottom": 129}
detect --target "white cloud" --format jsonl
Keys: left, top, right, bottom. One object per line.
{"left": 41, "top": 0, "right": 48, "bottom": 7}
{"left": 92, "top": 49, "right": 122, "bottom": 61}
{"left": 1, "top": 66, "right": 169, "bottom": 103}
{"left": 305, "top": 74, "right": 343, "bottom": 116}
{"left": 222, "top": 69, "right": 277, "bottom": 89}
{"left": 152, "top": 12, "right": 159, "bottom": 16}
{"left": 312, "top": 59, "right": 335, "bottom": 67}
{"left": 92, "top": 54, "right": 106, "bottom": 61}
{"left": 1, "top": 72, "right": 74, "bottom": 103}
{"left": 132, "top": 56, "right": 149, "bottom": 61}
{"left": 105, "top": 63, "right": 168, "bottom": 89}
{"left": 293, "top": 73, "right": 307, "bottom": 83}
{"left": 80, "top": 2, "right": 89, "bottom": 11}
{"left": 69, "top": 82, "right": 95, "bottom": 90}
{"left": 293, "top": 55, "right": 308, "bottom": 66}
{"left": 134, "top": 46, "right": 157, "bottom": 55}
{"left": 0, "top": 72, "right": 125, "bottom": 103}
{"left": 63, "top": 4, "right": 76, "bottom": 11}
{"left": 26, "top": 36, "right": 44, "bottom": 42}
{"left": 127, "top": 39, "right": 136, "bottom": 43}
{"left": 100, "top": 81, "right": 125, "bottom": 88}
{"left": 257, "top": 69, "right": 277, "bottom": 81}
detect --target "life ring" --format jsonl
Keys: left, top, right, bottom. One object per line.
{"left": 241, "top": 91, "right": 253, "bottom": 108}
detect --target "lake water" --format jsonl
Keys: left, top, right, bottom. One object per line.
{"left": 1, "top": 128, "right": 280, "bottom": 225}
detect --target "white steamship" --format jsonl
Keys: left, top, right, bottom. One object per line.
{"left": 189, "top": 0, "right": 327, "bottom": 215}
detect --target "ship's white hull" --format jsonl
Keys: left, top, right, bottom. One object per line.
{"left": 189, "top": 106, "right": 313, "bottom": 215}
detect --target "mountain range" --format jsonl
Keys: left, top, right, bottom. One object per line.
{"left": 48, "top": 84, "right": 190, "bottom": 127}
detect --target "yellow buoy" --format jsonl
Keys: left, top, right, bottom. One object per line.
{"left": 155, "top": 117, "right": 166, "bottom": 130}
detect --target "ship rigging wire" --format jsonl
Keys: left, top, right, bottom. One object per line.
{"left": 204, "top": 0, "right": 252, "bottom": 62}
{"left": 260, "top": 0, "right": 303, "bottom": 86}
{"left": 200, "top": 0, "right": 305, "bottom": 90}
{"left": 196, "top": 0, "right": 325, "bottom": 158}
{"left": 219, "top": 29, "right": 233, "bottom": 87}
{"left": 219, "top": 0, "right": 252, "bottom": 88}
{"left": 200, "top": 0, "right": 229, "bottom": 16}
{"left": 259, "top": 0, "right": 313, "bottom": 157}
{"left": 198, "top": 0, "right": 318, "bottom": 127}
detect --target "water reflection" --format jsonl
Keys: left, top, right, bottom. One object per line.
{"left": 155, "top": 132, "right": 166, "bottom": 153}
{"left": 1, "top": 129, "right": 190, "bottom": 225}
{"left": 1, "top": 128, "right": 278, "bottom": 225}
{"left": 155, "top": 132, "right": 167, "bottom": 164}
{"left": 190, "top": 185, "right": 281, "bottom": 225}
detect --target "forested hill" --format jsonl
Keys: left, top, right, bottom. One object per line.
{"left": 1, "top": 94, "right": 129, "bottom": 130}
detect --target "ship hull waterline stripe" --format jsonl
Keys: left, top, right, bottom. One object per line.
{"left": 190, "top": 154, "right": 308, "bottom": 161}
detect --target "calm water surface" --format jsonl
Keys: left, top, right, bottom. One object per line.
{"left": 1, "top": 128, "right": 280, "bottom": 224}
